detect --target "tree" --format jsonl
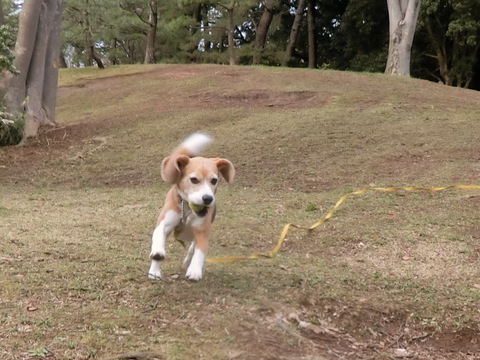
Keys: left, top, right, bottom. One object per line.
{"left": 417, "top": 0, "right": 480, "bottom": 87}
{"left": 332, "top": 0, "right": 388, "bottom": 72}
{"left": 120, "top": 0, "right": 159, "bottom": 64}
{"left": 83, "top": 0, "right": 104, "bottom": 67}
{"left": 252, "top": 0, "right": 280, "bottom": 65}
{"left": 144, "top": 1, "right": 158, "bottom": 63}
{"left": 214, "top": 0, "right": 245, "bottom": 66}
{"left": 385, "top": 0, "right": 420, "bottom": 76}
{"left": 306, "top": 0, "right": 316, "bottom": 68}
{"left": 189, "top": 0, "right": 253, "bottom": 65}
{"left": 4, "top": 0, "right": 63, "bottom": 140}
{"left": 283, "top": 0, "right": 306, "bottom": 66}
{"left": 62, "top": 0, "right": 106, "bottom": 68}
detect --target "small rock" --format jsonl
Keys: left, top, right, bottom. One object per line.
{"left": 393, "top": 348, "right": 409, "bottom": 358}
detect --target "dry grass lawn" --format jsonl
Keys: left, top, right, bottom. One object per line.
{"left": 1, "top": 64, "right": 479, "bottom": 359}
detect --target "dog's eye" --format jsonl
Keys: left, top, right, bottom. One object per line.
{"left": 211, "top": 178, "right": 218, "bottom": 185}
{"left": 190, "top": 177, "right": 200, "bottom": 184}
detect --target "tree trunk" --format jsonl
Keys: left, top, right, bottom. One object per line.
{"left": 253, "top": 0, "right": 278, "bottom": 65}
{"left": 42, "top": 0, "right": 63, "bottom": 125}
{"left": 84, "top": 0, "right": 93, "bottom": 66}
{"left": 144, "top": 1, "right": 158, "bottom": 64}
{"left": 283, "top": 0, "right": 306, "bottom": 67}
{"left": 59, "top": 52, "right": 68, "bottom": 68}
{"left": 424, "top": 15, "right": 450, "bottom": 85}
{"left": 5, "top": 0, "right": 63, "bottom": 140}
{"left": 83, "top": 0, "right": 104, "bottom": 68}
{"left": 5, "top": 0, "right": 42, "bottom": 112}
{"left": 306, "top": 0, "right": 316, "bottom": 69}
{"left": 385, "top": 0, "right": 420, "bottom": 76}
{"left": 23, "top": 0, "right": 54, "bottom": 137}
{"left": 0, "top": 1, "right": 4, "bottom": 26}
{"left": 87, "top": 45, "right": 104, "bottom": 68}
{"left": 226, "top": 4, "right": 236, "bottom": 66}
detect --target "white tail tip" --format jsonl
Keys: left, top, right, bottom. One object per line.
{"left": 182, "top": 133, "right": 213, "bottom": 156}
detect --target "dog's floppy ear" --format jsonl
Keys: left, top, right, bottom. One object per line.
{"left": 214, "top": 158, "right": 235, "bottom": 183}
{"left": 161, "top": 155, "right": 190, "bottom": 184}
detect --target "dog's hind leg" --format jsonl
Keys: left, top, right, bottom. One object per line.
{"left": 181, "top": 242, "right": 195, "bottom": 270}
{"left": 148, "top": 209, "right": 180, "bottom": 280}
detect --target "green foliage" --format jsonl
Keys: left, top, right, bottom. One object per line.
{"left": 305, "top": 203, "right": 318, "bottom": 212}
{"left": 331, "top": 0, "right": 388, "bottom": 71}
{"left": 417, "top": 0, "right": 480, "bottom": 87}
{"left": 27, "top": 347, "right": 49, "bottom": 358}
{"left": 0, "top": 24, "right": 18, "bottom": 74}
{"left": 447, "top": 0, "right": 480, "bottom": 86}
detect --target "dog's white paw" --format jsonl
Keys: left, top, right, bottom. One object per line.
{"left": 185, "top": 248, "right": 205, "bottom": 281}
{"left": 185, "top": 265, "right": 203, "bottom": 281}
{"left": 148, "top": 261, "right": 162, "bottom": 280}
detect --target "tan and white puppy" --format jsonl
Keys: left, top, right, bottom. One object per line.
{"left": 148, "top": 133, "right": 235, "bottom": 281}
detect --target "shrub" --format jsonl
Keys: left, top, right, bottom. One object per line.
{"left": 0, "top": 106, "right": 24, "bottom": 146}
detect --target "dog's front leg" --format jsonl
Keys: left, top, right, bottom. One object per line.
{"left": 148, "top": 210, "right": 180, "bottom": 280}
{"left": 185, "top": 229, "right": 209, "bottom": 281}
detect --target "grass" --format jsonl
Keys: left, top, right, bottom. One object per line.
{"left": 1, "top": 64, "right": 480, "bottom": 359}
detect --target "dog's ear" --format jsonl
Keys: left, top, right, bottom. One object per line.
{"left": 214, "top": 158, "right": 235, "bottom": 183}
{"left": 161, "top": 155, "right": 190, "bottom": 184}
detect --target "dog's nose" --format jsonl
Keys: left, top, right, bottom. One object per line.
{"left": 202, "top": 195, "right": 213, "bottom": 205}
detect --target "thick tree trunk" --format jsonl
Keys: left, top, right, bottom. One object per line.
{"left": 283, "top": 0, "right": 306, "bottom": 67}
{"left": 42, "top": 0, "right": 63, "bottom": 125}
{"left": 144, "top": 1, "right": 158, "bottom": 64}
{"left": 23, "top": 0, "right": 55, "bottom": 137}
{"left": 306, "top": 0, "right": 316, "bottom": 69}
{"left": 253, "top": 0, "right": 278, "bottom": 65}
{"left": 385, "top": 0, "right": 420, "bottom": 76}
{"left": 5, "top": 0, "right": 42, "bottom": 112}
{"left": 5, "top": 0, "right": 63, "bottom": 140}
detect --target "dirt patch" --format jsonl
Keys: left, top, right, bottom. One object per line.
{"left": 192, "top": 89, "right": 331, "bottom": 109}
{"left": 426, "top": 329, "right": 480, "bottom": 353}
{"left": 466, "top": 225, "right": 480, "bottom": 239}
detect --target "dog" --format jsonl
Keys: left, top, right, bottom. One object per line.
{"left": 148, "top": 133, "right": 235, "bottom": 281}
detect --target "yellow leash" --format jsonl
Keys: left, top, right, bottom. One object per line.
{"left": 206, "top": 185, "right": 480, "bottom": 263}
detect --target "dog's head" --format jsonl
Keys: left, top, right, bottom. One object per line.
{"left": 162, "top": 155, "right": 235, "bottom": 212}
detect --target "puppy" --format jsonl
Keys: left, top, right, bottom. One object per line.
{"left": 148, "top": 133, "right": 235, "bottom": 281}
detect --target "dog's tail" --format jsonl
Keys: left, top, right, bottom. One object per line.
{"left": 177, "top": 133, "right": 212, "bottom": 158}
{"left": 161, "top": 133, "right": 212, "bottom": 184}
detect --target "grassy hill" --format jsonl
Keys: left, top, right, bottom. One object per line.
{"left": 1, "top": 64, "right": 479, "bottom": 359}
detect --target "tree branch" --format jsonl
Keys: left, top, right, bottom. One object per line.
{"left": 119, "top": 3, "right": 149, "bottom": 26}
